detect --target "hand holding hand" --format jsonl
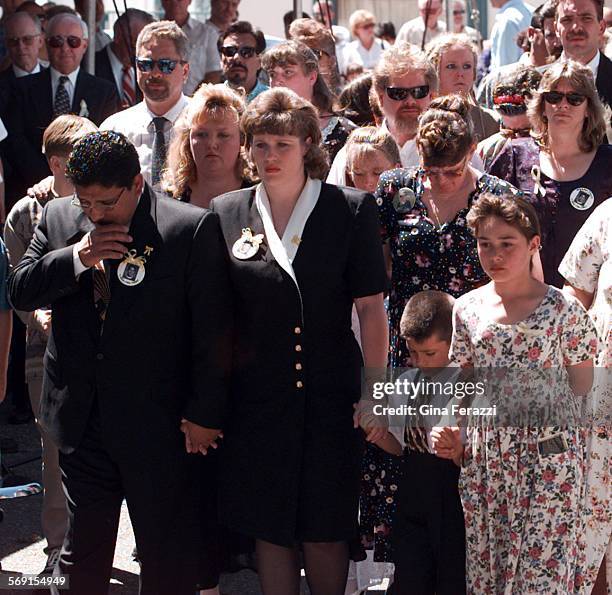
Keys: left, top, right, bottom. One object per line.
{"left": 34, "top": 309, "right": 52, "bottom": 335}
{"left": 75, "top": 225, "right": 132, "bottom": 268}
{"left": 180, "top": 419, "right": 223, "bottom": 455}
{"left": 430, "top": 426, "right": 463, "bottom": 462}
{"left": 353, "top": 400, "right": 388, "bottom": 443}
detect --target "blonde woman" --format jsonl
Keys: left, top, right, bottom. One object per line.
{"left": 164, "top": 83, "right": 254, "bottom": 208}
{"left": 343, "top": 9, "right": 386, "bottom": 73}
{"left": 426, "top": 33, "right": 500, "bottom": 142}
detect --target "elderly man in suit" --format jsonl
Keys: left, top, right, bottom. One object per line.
{"left": 5, "top": 13, "right": 119, "bottom": 199}
{"left": 9, "top": 130, "right": 233, "bottom": 595}
{"left": 95, "top": 9, "right": 154, "bottom": 109}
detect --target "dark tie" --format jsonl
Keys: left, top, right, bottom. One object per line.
{"left": 121, "top": 65, "right": 136, "bottom": 108}
{"left": 93, "top": 262, "right": 110, "bottom": 325}
{"left": 53, "top": 75, "right": 71, "bottom": 117}
{"left": 151, "top": 116, "right": 168, "bottom": 185}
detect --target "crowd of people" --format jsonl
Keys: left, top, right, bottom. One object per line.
{"left": 0, "top": 0, "right": 610, "bottom": 594}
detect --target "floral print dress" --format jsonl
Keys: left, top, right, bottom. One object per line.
{"left": 358, "top": 169, "right": 520, "bottom": 563}
{"left": 451, "top": 285, "right": 599, "bottom": 594}
{"left": 559, "top": 198, "right": 612, "bottom": 594}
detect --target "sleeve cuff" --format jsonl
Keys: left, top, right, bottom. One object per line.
{"left": 72, "top": 244, "right": 90, "bottom": 278}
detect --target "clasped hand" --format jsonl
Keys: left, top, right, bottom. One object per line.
{"left": 180, "top": 419, "right": 223, "bottom": 455}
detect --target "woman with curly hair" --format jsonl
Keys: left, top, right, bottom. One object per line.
{"left": 164, "top": 83, "right": 254, "bottom": 208}
{"left": 488, "top": 59, "right": 612, "bottom": 287}
{"left": 211, "top": 87, "right": 389, "bottom": 595}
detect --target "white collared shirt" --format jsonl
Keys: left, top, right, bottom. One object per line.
{"left": 99, "top": 94, "right": 190, "bottom": 193}
{"left": 342, "top": 38, "right": 385, "bottom": 73}
{"left": 106, "top": 45, "right": 135, "bottom": 95}
{"left": 560, "top": 50, "right": 600, "bottom": 78}
{"left": 181, "top": 16, "right": 221, "bottom": 96}
{"left": 13, "top": 62, "right": 41, "bottom": 77}
{"left": 395, "top": 17, "right": 446, "bottom": 47}
{"left": 50, "top": 66, "right": 79, "bottom": 107}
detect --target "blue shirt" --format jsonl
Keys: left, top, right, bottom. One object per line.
{"left": 490, "top": 0, "right": 533, "bottom": 69}
{"left": 0, "top": 238, "right": 10, "bottom": 311}
{"left": 224, "top": 79, "right": 269, "bottom": 104}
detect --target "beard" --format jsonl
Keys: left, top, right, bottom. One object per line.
{"left": 393, "top": 109, "right": 421, "bottom": 137}
{"left": 142, "top": 78, "right": 170, "bottom": 101}
{"left": 226, "top": 66, "right": 248, "bottom": 86}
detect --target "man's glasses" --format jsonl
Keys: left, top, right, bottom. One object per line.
{"left": 220, "top": 45, "right": 257, "bottom": 59}
{"left": 71, "top": 188, "right": 125, "bottom": 211}
{"left": 360, "top": 22, "right": 376, "bottom": 29}
{"left": 386, "top": 85, "right": 430, "bottom": 101}
{"left": 136, "top": 58, "right": 186, "bottom": 74}
{"left": 48, "top": 35, "right": 83, "bottom": 48}
{"left": 7, "top": 34, "right": 40, "bottom": 47}
{"left": 542, "top": 91, "right": 586, "bottom": 106}
{"left": 453, "top": 9, "right": 466, "bottom": 14}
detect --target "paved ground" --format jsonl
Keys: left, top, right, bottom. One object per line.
{"left": 0, "top": 400, "right": 264, "bottom": 595}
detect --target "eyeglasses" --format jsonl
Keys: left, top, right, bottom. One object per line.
{"left": 453, "top": 9, "right": 466, "bottom": 14}
{"left": 361, "top": 22, "right": 376, "bottom": 29}
{"left": 7, "top": 34, "right": 40, "bottom": 47}
{"left": 421, "top": 158, "right": 467, "bottom": 179}
{"left": 71, "top": 188, "right": 125, "bottom": 211}
{"left": 386, "top": 85, "right": 430, "bottom": 101}
{"left": 135, "top": 58, "right": 187, "bottom": 74}
{"left": 543, "top": 91, "right": 586, "bottom": 106}
{"left": 220, "top": 45, "right": 257, "bottom": 59}
{"left": 48, "top": 35, "right": 83, "bottom": 49}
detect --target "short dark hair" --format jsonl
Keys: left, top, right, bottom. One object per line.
{"left": 66, "top": 131, "right": 141, "bottom": 188}
{"left": 400, "top": 290, "right": 455, "bottom": 343}
{"left": 218, "top": 20, "right": 266, "bottom": 55}
{"left": 283, "top": 9, "right": 309, "bottom": 28}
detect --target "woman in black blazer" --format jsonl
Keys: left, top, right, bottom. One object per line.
{"left": 211, "top": 87, "right": 389, "bottom": 595}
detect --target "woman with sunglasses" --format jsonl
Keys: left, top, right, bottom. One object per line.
{"left": 358, "top": 94, "right": 520, "bottom": 575}
{"left": 342, "top": 10, "right": 386, "bottom": 74}
{"left": 164, "top": 84, "right": 254, "bottom": 207}
{"left": 426, "top": 33, "right": 500, "bottom": 143}
{"left": 488, "top": 59, "right": 612, "bottom": 287}
{"left": 262, "top": 40, "right": 356, "bottom": 165}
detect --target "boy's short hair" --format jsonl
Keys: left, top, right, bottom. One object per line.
{"left": 42, "top": 115, "right": 98, "bottom": 160}
{"left": 400, "top": 290, "right": 455, "bottom": 343}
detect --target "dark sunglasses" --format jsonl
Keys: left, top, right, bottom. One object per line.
{"left": 543, "top": 91, "right": 586, "bottom": 106}
{"left": 48, "top": 35, "right": 83, "bottom": 48}
{"left": 136, "top": 58, "right": 186, "bottom": 74}
{"left": 220, "top": 45, "right": 257, "bottom": 59}
{"left": 453, "top": 9, "right": 466, "bottom": 14}
{"left": 7, "top": 34, "right": 40, "bottom": 46}
{"left": 386, "top": 85, "right": 430, "bottom": 101}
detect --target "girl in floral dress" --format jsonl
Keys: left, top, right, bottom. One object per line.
{"left": 435, "top": 193, "right": 598, "bottom": 593}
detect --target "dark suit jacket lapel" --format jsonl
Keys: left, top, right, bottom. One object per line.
{"left": 100, "top": 187, "right": 163, "bottom": 342}
{"left": 596, "top": 52, "right": 612, "bottom": 107}
{"left": 36, "top": 69, "right": 54, "bottom": 128}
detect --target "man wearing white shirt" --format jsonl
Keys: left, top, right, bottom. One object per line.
{"left": 162, "top": 0, "right": 222, "bottom": 95}
{"left": 396, "top": 0, "right": 447, "bottom": 50}
{"left": 489, "top": 0, "right": 533, "bottom": 69}
{"left": 5, "top": 13, "right": 118, "bottom": 200}
{"left": 100, "top": 21, "right": 190, "bottom": 195}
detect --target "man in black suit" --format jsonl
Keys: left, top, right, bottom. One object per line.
{"left": 0, "top": 11, "right": 45, "bottom": 115}
{"left": 5, "top": 13, "right": 119, "bottom": 198}
{"left": 556, "top": 0, "right": 612, "bottom": 107}
{"left": 8, "top": 131, "right": 233, "bottom": 595}
{"left": 95, "top": 9, "right": 154, "bottom": 109}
